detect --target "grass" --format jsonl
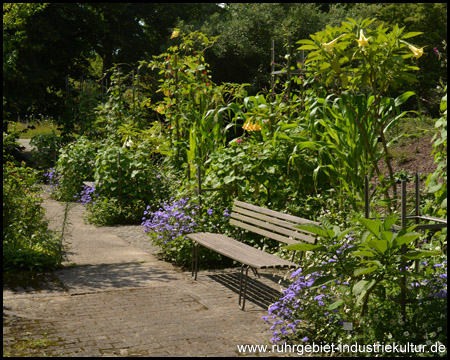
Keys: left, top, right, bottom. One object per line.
{"left": 385, "top": 115, "right": 437, "bottom": 145}
{"left": 15, "top": 120, "right": 61, "bottom": 139}
{"left": 3, "top": 331, "right": 61, "bottom": 357}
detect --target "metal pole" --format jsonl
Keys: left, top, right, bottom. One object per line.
{"left": 415, "top": 173, "right": 420, "bottom": 272}
{"left": 365, "top": 175, "right": 370, "bottom": 218}
{"left": 400, "top": 180, "right": 407, "bottom": 319}
{"left": 271, "top": 39, "right": 275, "bottom": 102}
{"left": 197, "top": 165, "right": 202, "bottom": 213}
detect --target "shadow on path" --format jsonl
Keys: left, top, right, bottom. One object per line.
{"left": 206, "top": 271, "right": 285, "bottom": 310}
{"left": 56, "top": 262, "right": 180, "bottom": 293}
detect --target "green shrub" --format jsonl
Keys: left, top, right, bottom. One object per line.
{"left": 264, "top": 217, "right": 447, "bottom": 356}
{"left": 84, "top": 145, "right": 173, "bottom": 225}
{"left": 3, "top": 162, "right": 63, "bottom": 272}
{"left": 53, "top": 136, "right": 98, "bottom": 201}
{"left": 29, "top": 132, "right": 62, "bottom": 170}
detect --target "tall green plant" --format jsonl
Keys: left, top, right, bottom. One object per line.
{"left": 94, "top": 66, "right": 149, "bottom": 144}
{"left": 295, "top": 18, "right": 423, "bottom": 210}
{"left": 146, "top": 30, "right": 247, "bottom": 170}
{"left": 302, "top": 91, "right": 415, "bottom": 209}
{"left": 425, "top": 86, "right": 447, "bottom": 218}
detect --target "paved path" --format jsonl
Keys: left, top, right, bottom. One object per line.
{"left": 3, "top": 192, "right": 290, "bottom": 357}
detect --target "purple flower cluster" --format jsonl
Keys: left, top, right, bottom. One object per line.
{"left": 74, "top": 184, "right": 98, "bottom": 205}
{"left": 43, "top": 167, "right": 59, "bottom": 193}
{"left": 263, "top": 267, "right": 353, "bottom": 344}
{"left": 262, "top": 269, "right": 324, "bottom": 343}
{"left": 141, "top": 197, "right": 198, "bottom": 245}
{"left": 262, "top": 237, "right": 357, "bottom": 344}
{"left": 418, "top": 260, "right": 448, "bottom": 300}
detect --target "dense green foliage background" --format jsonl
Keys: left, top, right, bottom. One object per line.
{"left": 3, "top": 3, "right": 447, "bottom": 124}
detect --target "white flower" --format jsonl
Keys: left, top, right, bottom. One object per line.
{"left": 123, "top": 140, "right": 133, "bottom": 148}
{"left": 355, "top": 30, "right": 370, "bottom": 47}
{"left": 408, "top": 44, "right": 424, "bottom": 59}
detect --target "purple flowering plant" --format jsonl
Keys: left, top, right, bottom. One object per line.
{"left": 74, "top": 184, "right": 98, "bottom": 205}
{"left": 141, "top": 196, "right": 232, "bottom": 266}
{"left": 264, "top": 216, "right": 447, "bottom": 353}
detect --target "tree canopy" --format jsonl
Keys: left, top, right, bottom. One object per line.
{"left": 3, "top": 3, "right": 447, "bottom": 121}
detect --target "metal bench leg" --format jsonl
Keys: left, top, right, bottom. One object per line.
{"left": 192, "top": 242, "right": 199, "bottom": 280}
{"left": 239, "top": 264, "right": 251, "bottom": 310}
{"left": 251, "top": 267, "right": 260, "bottom": 278}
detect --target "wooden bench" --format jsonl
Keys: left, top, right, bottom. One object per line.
{"left": 187, "top": 200, "right": 319, "bottom": 310}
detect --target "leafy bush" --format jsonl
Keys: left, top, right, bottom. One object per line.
{"left": 263, "top": 217, "right": 447, "bottom": 356}
{"left": 29, "top": 132, "right": 62, "bottom": 170}
{"left": 204, "top": 137, "right": 325, "bottom": 214}
{"left": 84, "top": 145, "right": 173, "bottom": 225}
{"left": 3, "top": 161, "right": 63, "bottom": 272}
{"left": 425, "top": 86, "right": 447, "bottom": 218}
{"left": 52, "top": 136, "right": 98, "bottom": 201}
{"left": 3, "top": 122, "right": 26, "bottom": 163}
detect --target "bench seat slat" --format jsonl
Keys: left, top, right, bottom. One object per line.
{"left": 230, "top": 212, "right": 316, "bottom": 244}
{"left": 232, "top": 206, "right": 315, "bottom": 233}
{"left": 234, "top": 200, "right": 320, "bottom": 225}
{"left": 229, "top": 218, "right": 299, "bottom": 245}
{"left": 187, "top": 232, "right": 298, "bottom": 269}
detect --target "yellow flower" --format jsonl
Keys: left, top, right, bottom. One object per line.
{"left": 321, "top": 35, "right": 343, "bottom": 54}
{"left": 355, "top": 30, "right": 370, "bottom": 47}
{"left": 408, "top": 44, "right": 424, "bottom": 59}
{"left": 170, "top": 30, "right": 179, "bottom": 39}
{"left": 242, "top": 121, "right": 261, "bottom": 132}
{"left": 156, "top": 105, "right": 165, "bottom": 114}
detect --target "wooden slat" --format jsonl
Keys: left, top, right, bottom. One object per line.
{"left": 187, "top": 232, "right": 298, "bottom": 269}
{"left": 188, "top": 201, "right": 320, "bottom": 274}
{"left": 234, "top": 200, "right": 320, "bottom": 225}
{"left": 231, "top": 206, "right": 316, "bottom": 236}
{"left": 229, "top": 218, "right": 300, "bottom": 245}
{"left": 230, "top": 212, "right": 315, "bottom": 244}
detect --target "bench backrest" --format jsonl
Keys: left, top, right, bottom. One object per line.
{"left": 230, "top": 200, "right": 319, "bottom": 246}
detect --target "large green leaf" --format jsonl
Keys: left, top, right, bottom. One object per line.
{"left": 354, "top": 266, "right": 378, "bottom": 276}
{"left": 401, "top": 32, "right": 423, "bottom": 40}
{"left": 312, "top": 275, "right": 336, "bottom": 288}
{"left": 298, "top": 44, "right": 319, "bottom": 51}
{"left": 401, "top": 250, "right": 441, "bottom": 260}
{"left": 351, "top": 249, "right": 376, "bottom": 258}
{"left": 353, "top": 279, "right": 376, "bottom": 296}
{"left": 359, "top": 218, "right": 381, "bottom": 236}
{"left": 327, "top": 299, "right": 344, "bottom": 310}
{"left": 393, "top": 233, "right": 421, "bottom": 248}
{"left": 366, "top": 239, "right": 388, "bottom": 254}
{"left": 383, "top": 216, "right": 399, "bottom": 231}
{"left": 353, "top": 279, "right": 376, "bottom": 305}
{"left": 294, "top": 224, "right": 333, "bottom": 238}
{"left": 395, "top": 91, "right": 416, "bottom": 107}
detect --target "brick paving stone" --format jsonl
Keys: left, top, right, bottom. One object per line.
{"left": 3, "top": 195, "right": 295, "bottom": 357}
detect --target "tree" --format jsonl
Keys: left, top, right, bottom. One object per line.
{"left": 199, "top": 3, "right": 328, "bottom": 93}
{"left": 3, "top": 3, "right": 223, "bottom": 122}
{"left": 4, "top": 3, "right": 96, "bottom": 119}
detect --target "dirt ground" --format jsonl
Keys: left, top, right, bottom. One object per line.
{"left": 386, "top": 136, "right": 437, "bottom": 176}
